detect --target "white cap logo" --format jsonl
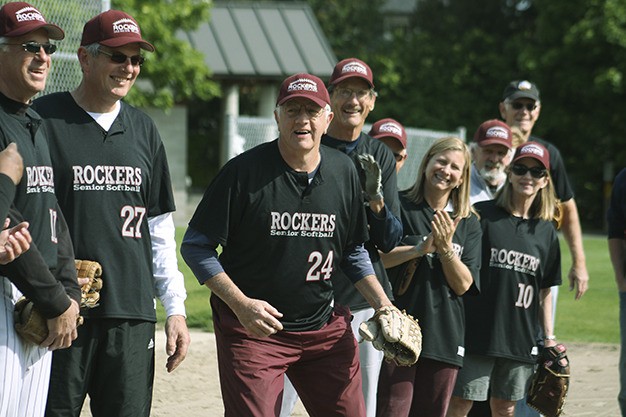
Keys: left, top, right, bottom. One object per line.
{"left": 342, "top": 61, "right": 368, "bottom": 76}
{"left": 113, "top": 18, "right": 140, "bottom": 35}
{"left": 520, "top": 143, "right": 544, "bottom": 157}
{"left": 517, "top": 80, "right": 533, "bottom": 91}
{"left": 485, "top": 126, "right": 510, "bottom": 139}
{"left": 379, "top": 122, "right": 402, "bottom": 136}
{"left": 15, "top": 7, "right": 45, "bottom": 23}
{"left": 287, "top": 78, "right": 318, "bottom": 93}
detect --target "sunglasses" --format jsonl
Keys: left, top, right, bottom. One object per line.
{"left": 11, "top": 41, "right": 57, "bottom": 55}
{"left": 511, "top": 164, "right": 547, "bottom": 179}
{"left": 98, "top": 49, "right": 145, "bottom": 66}
{"left": 393, "top": 152, "right": 406, "bottom": 162}
{"left": 510, "top": 102, "right": 538, "bottom": 112}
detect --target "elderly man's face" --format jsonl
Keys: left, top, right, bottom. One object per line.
{"left": 0, "top": 29, "right": 52, "bottom": 103}
{"left": 500, "top": 98, "right": 541, "bottom": 137}
{"left": 472, "top": 143, "right": 510, "bottom": 187}
{"left": 275, "top": 97, "right": 333, "bottom": 155}
{"left": 330, "top": 79, "right": 375, "bottom": 131}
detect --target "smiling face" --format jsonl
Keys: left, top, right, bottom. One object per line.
{"left": 472, "top": 143, "right": 510, "bottom": 186}
{"left": 275, "top": 97, "right": 333, "bottom": 157}
{"left": 328, "top": 78, "right": 375, "bottom": 139}
{"left": 79, "top": 42, "right": 142, "bottom": 108}
{"left": 424, "top": 149, "right": 466, "bottom": 194}
{"left": 509, "top": 157, "right": 548, "bottom": 198}
{"left": 499, "top": 98, "right": 541, "bottom": 137}
{"left": 0, "top": 29, "right": 52, "bottom": 103}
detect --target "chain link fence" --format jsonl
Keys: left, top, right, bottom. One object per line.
{"left": 235, "top": 116, "right": 466, "bottom": 191}
{"left": 35, "top": 0, "right": 104, "bottom": 96}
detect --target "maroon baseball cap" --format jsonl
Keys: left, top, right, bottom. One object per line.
{"left": 276, "top": 73, "right": 330, "bottom": 108}
{"left": 329, "top": 58, "right": 375, "bottom": 88}
{"left": 0, "top": 2, "right": 64, "bottom": 40}
{"left": 369, "top": 118, "right": 407, "bottom": 149}
{"left": 512, "top": 141, "right": 550, "bottom": 170}
{"left": 473, "top": 119, "right": 512, "bottom": 149}
{"left": 81, "top": 10, "right": 154, "bottom": 52}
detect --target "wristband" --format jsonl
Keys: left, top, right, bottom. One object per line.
{"left": 544, "top": 335, "right": 556, "bottom": 340}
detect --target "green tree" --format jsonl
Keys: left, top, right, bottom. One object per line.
{"left": 111, "top": 0, "right": 220, "bottom": 108}
{"left": 527, "top": 0, "right": 626, "bottom": 227}
{"left": 307, "top": 0, "right": 625, "bottom": 229}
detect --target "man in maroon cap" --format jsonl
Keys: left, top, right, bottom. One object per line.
{"left": 369, "top": 118, "right": 409, "bottom": 173}
{"left": 181, "top": 72, "right": 395, "bottom": 416}
{"left": 0, "top": 2, "right": 83, "bottom": 417}
{"left": 469, "top": 119, "right": 513, "bottom": 205}
{"left": 279, "top": 58, "right": 403, "bottom": 417}
{"left": 31, "top": 9, "right": 189, "bottom": 417}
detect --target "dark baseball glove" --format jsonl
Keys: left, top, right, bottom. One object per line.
{"left": 527, "top": 343, "right": 570, "bottom": 417}
{"left": 75, "top": 259, "right": 103, "bottom": 308}
{"left": 14, "top": 297, "right": 48, "bottom": 345}
{"left": 358, "top": 305, "right": 422, "bottom": 366}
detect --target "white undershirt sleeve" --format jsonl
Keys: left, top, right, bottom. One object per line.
{"left": 148, "top": 212, "right": 187, "bottom": 318}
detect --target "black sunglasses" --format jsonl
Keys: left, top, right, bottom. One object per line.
{"left": 393, "top": 152, "right": 405, "bottom": 162}
{"left": 511, "top": 164, "right": 547, "bottom": 179}
{"left": 11, "top": 41, "right": 57, "bottom": 55}
{"left": 510, "top": 102, "right": 538, "bottom": 112}
{"left": 98, "top": 49, "right": 145, "bottom": 66}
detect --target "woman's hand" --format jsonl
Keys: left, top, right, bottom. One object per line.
{"left": 431, "top": 210, "right": 460, "bottom": 254}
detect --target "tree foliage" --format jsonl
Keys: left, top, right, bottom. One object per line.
{"left": 111, "top": 0, "right": 219, "bottom": 108}
{"left": 308, "top": 0, "right": 625, "bottom": 229}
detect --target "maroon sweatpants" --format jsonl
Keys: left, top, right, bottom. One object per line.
{"left": 376, "top": 356, "right": 459, "bottom": 417}
{"left": 211, "top": 295, "right": 366, "bottom": 417}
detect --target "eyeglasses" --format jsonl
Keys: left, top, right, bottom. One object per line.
{"left": 509, "top": 102, "right": 538, "bottom": 112}
{"left": 10, "top": 41, "right": 57, "bottom": 55}
{"left": 511, "top": 164, "right": 547, "bottom": 179}
{"left": 281, "top": 104, "right": 325, "bottom": 120}
{"left": 98, "top": 49, "right": 145, "bottom": 67}
{"left": 334, "top": 87, "right": 374, "bottom": 101}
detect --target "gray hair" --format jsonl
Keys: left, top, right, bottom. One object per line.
{"left": 83, "top": 43, "right": 101, "bottom": 57}
{"left": 0, "top": 37, "right": 10, "bottom": 52}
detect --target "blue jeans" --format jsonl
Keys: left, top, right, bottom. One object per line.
{"left": 617, "top": 292, "right": 626, "bottom": 417}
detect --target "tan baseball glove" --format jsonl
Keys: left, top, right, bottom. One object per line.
{"left": 527, "top": 343, "right": 570, "bottom": 417}
{"left": 359, "top": 305, "right": 422, "bottom": 366}
{"left": 14, "top": 297, "right": 48, "bottom": 345}
{"left": 75, "top": 260, "right": 103, "bottom": 308}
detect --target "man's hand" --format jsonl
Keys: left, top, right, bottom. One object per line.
{"left": 568, "top": 264, "right": 589, "bottom": 300}
{"left": 43, "top": 298, "right": 80, "bottom": 350}
{"left": 0, "top": 219, "right": 31, "bottom": 264}
{"left": 0, "top": 142, "right": 23, "bottom": 185}
{"left": 233, "top": 298, "right": 283, "bottom": 338}
{"left": 164, "top": 315, "right": 191, "bottom": 373}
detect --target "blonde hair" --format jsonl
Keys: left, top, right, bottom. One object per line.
{"left": 494, "top": 167, "right": 558, "bottom": 221}
{"left": 405, "top": 136, "right": 472, "bottom": 218}
{"left": 510, "top": 125, "right": 526, "bottom": 148}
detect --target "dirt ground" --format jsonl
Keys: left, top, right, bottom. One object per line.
{"left": 79, "top": 329, "right": 621, "bottom": 417}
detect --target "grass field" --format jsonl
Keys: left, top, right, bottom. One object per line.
{"left": 159, "top": 231, "right": 620, "bottom": 344}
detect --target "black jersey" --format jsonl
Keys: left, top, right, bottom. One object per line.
{"left": 321, "top": 132, "right": 402, "bottom": 310}
{"left": 529, "top": 135, "right": 574, "bottom": 202}
{"left": 189, "top": 140, "right": 369, "bottom": 331}
{"left": 0, "top": 92, "right": 80, "bottom": 310}
{"left": 33, "top": 92, "right": 176, "bottom": 321}
{"left": 391, "top": 192, "right": 481, "bottom": 367}
{"left": 465, "top": 200, "right": 562, "bottom": 363}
